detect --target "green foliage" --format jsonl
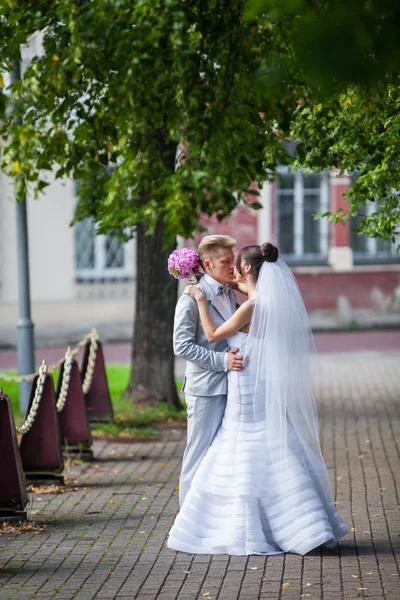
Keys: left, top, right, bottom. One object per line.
{"left": 291, "top": 87, "right": 400, "bottom": 241}
{"left": 1, "top": 0, "right": 399, "bottom": 243}
{"left": 246, "top": 0, "right": 400, "bottom": 243}
{"left": 248, "top": 0, "right": 400, "bottom": 92}
{"left": 0, "top": 0, "right": 296, "bottom": 243}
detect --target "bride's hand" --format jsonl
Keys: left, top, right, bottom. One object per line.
{"left": 231, "top": 270, "right": 248, "bottom": 295}
{"left": 184, "top": 285, "right": 206, "bottom": 302}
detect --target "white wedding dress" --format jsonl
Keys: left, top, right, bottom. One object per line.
{"left": 168, "top": 331, "right": 348, "bottom": 555}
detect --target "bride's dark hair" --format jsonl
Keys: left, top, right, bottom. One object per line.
{"left": 235, "top": 242, "right": 278, "bottom": 279}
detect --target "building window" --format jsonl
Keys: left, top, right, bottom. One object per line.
{"left": 351, "top": 201, "right": 399, "bottom": 260}
{"left": 74, "top": 217, "right": 133, "bottom": 280}
{"left": 276, "top": 167, "right": 329, "bottom": 260}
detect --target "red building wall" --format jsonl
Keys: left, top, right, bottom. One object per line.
{"left": 194, "top": 204, "right": 258, "bottom": 253}
{"left": 191, "top": 195, "right": 400, "bottom": 311}
{"left": 294, "top": 270, "right": 400, "bottom": 311}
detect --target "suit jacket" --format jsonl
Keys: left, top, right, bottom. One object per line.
{"left": 173, "top": 277, "right": 237, "bottom": 397}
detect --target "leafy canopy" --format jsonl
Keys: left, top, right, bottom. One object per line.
{"left": 0, "top": 0, "right": 297, "bottom": 242}
{"left": 247, "top": 0, "right": 400, "bottom": 242}
{"left": 1, "top": 0, "right": 399, "bottom": 244}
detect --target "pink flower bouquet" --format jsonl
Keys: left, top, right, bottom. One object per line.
{"left": 168, "top": 248, "right": 200, "bottom": 284}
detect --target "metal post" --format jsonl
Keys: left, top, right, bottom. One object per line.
{"left": 12, "top": 59, "right": 35, "bottom": 412}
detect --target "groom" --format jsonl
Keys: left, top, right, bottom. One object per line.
{"left": 173, "top": 234, "right": 244, "bottom": 507}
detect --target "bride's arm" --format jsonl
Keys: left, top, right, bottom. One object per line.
{"left": 183, "top": 286, "right": 253, "bottom": 343}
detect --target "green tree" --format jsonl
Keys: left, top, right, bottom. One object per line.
{"left": 0, "top": 0, "right": 298, "bottom": 407}
{"left": 247, "top": 0, "right": 400, "bottom": 243}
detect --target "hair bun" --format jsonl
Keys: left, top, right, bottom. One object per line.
{"left": 260, "top": 242, "right": 278, "bottom": 263}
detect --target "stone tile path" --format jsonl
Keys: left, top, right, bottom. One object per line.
{"left": 0, "top": 351, "right": 399, "bottom": 600}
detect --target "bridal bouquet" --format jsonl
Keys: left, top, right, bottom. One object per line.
{"left": 168, "top": 248, "right": 200, "bottom": 284}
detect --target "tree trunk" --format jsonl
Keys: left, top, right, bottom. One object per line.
{"left": 124, "top": 138, "right": 182, "bottom": 409}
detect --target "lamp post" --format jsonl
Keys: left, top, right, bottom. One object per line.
{"left": 12, "top": 58, "right": 35, "bottom": 412}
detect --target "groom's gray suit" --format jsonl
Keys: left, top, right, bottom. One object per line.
{"left": 174, "top": 276, "right": 237, "bottom": 507}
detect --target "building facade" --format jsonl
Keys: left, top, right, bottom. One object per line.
{"left": 193, "top": 172, "right": 400, "bottom": 312}
{"left": 0, "top": 171, "right": 136, "bottom": 337}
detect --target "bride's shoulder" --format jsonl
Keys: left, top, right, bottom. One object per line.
{"left": 237, "top": 298, "right": 255, "bottom": 314}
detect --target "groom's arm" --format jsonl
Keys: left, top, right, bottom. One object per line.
{"left": 173, "top": 295, "right": 227, "bottom": 372}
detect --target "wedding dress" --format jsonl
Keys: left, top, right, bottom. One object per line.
{"left": 168, "top": 330, "right": 347, "bottom": 555}
{"left": 168, "top": 259, "right": 348, "bottom": 555}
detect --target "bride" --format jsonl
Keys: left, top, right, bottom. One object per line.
{"left": 167, "top": 242, "right": 348, "bottom": 556}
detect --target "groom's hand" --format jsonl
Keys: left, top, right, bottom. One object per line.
{"left": 227, "top": 348, "right": 244, "bottom": 371}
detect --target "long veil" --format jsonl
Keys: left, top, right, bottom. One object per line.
{"left": 245, "top": 259, "right": 333, "bottom": 500}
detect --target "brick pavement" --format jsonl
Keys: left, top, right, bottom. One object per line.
{"left": 1, "top": 330, "right": 400, "bottom": 371}
{"left": 0, "top": 351, "right": 399, "bottom": 600}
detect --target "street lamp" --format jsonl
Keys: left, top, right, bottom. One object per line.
{"left": 11, "top": 58, "right": 36, "bottom": 412}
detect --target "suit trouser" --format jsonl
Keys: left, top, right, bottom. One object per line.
{"left": 179, "top": 393, "right": 227, "bottom": 507}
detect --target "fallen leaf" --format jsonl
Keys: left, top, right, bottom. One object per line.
{"left": 161, "top": 462, "right": 167, "bottom": 467}
{"left": 351, "top": 575, "right": 359, "bottom": 578}
{"left": 350, "top": 528, "right": 358, "bottom": 532}
{"left": 142, "top": 497, "right": 148, "bottom": 500}
{"left": 367, "top": 572, "right": 373, "bottom": 575}
{"left": 373, "top": 514, "right": 380, "bottom": 517}
{"left": 184, "top": 571, "right": 191, "bottom": 574}
{"left": 392, "top": 573, "right": 399, "bottom": 577}
{"left": 249, "top": 567, "right": 259, "bottom": 570}
{"left": 139, "top": 531, "right": 146, "bottom": 534}
{"left": 358, "top": 454, "right": 365, "bottom": 459}
{"left": 175, "top": 485, "right": 180, "bottom": 491}
{"left": 334, "top": 501, "right": 340, "bottom": 505}
{"left": 157, "top": 484, "right": 163, "bottom": 487}
{"left": 345, "top": 447, "right": 350, "bottom": 451}
{"left": 108, "top": 500, "right": 115, "bottom": 505}
{"left": 282, "top": 583, "right": 291, "bottom": 587}
{"left": 0, "top": 75, "right": 4, "bottom": 87}
{"left": 336, "top": 476, "right": 342, "bottom": 481}
{"left": 306, "top": 582, "right": 312, "bottom": 587}
{"left": 138, "top": 478, "right": 144, "bottom": 481}
{"left": 202, "top": 593, "right": 210, "bottom": 597}
{"left": 300, "top": 595, "right": 311, "bottom": 598}
{"left": 357, "top": 588, "right": 368, "bottom": 591}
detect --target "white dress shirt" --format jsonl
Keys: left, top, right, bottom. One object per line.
{"left": 203, "top": 274, "right": 234, "bottom": 371}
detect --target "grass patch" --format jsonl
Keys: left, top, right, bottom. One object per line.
{"left": 0, "top": 364, "right": 186, "bottom": 439}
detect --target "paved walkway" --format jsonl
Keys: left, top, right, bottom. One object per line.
{"left": 0, "top": 350, "right": 399, "bottom": 600}
{"left": 1, "top": 330, "right": 400, "bottom": 372}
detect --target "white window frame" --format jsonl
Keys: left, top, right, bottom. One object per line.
{"left": 75, "top": 219, "right": 133, "bottom": 281}
{"left": 277, "top": 167, "right": 329, "bottom": 259}
{"left": 352, "top": 201, "right": 399, "bottom": 259}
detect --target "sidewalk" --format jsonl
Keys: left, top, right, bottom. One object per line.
{"left": 1, "top": 330, "right": 400, "bottom": 373}
{"left": 0, "top": 350, "right": 399, "bottom": 600}
{"left": 1, "top": 310, "right": 400, "bottom": 350}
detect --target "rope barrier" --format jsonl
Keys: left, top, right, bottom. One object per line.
{"left": 56, "top": 347, "right": 73, "bottom": 413}
{"left": 82, "top": 331, "right": 98, "bottom": 395}
{"left": 0, "top": 328, "right": 98, "bottom": 383}
{"left": 0, "top": 328, "right": 100, "bottom": 430}
{"left": 15, "top": 360, "right": 47, "bottom": 434}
